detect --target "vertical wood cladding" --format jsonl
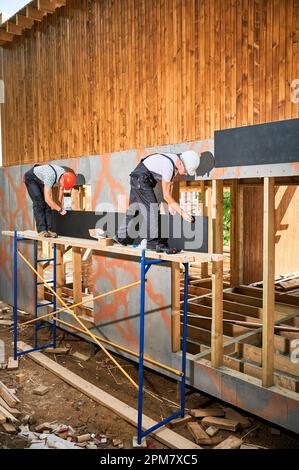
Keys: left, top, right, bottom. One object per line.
{"left": 0, "top": 0, "right": 298, "bottom": 166}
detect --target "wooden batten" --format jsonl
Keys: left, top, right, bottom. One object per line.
{"left": 211, "top": 180, "right": 224, "bottom": 368}
{"left": 0, "top": 30, "right": 14, "bottom": 42}
{"left": 71, "top": 187, "right": 84, "bottom": 315}
{"left": 171, "top": 262, "right": 181, "bottom": 353}
{"left": 6, "top": 23, "right": 24, "bottom": 36}
{"left": 16, "top": 14, "right": 35, "bottom": 29}
{"left": 262, "top": 177, "right": 275, "bottom": 387}
{"left": 212, "top": 180, "right": 223, "bottom": 254}
{"left": 200, "top": 181, "right": 209, "bottom": 279}
{"left": 26, "top": 6, "right": 46, "bottom": 22}
{"left": 37, "top": 0, "right": 58, "bottom": 14}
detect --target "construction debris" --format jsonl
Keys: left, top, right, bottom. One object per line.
{"left": 214, "top": 435, "right": 243, "bottom": 449}
{"left": 33, "top": 385, "right": 50, "bottom": 396}
{"left": 0, "top": 320, "right": 14, "bottom": 326}
{"left": 0, "top": 397, "right": 21, "bottom": 417}
{"left": 35, "top": 422, "right": 54, "bottom": 433}
{"left": 0, "top": 411, "right": 6, "bottom": 424}
{"left": 113, "top": 438, "right": 124, "bottom": 448}
{"left": 0, "top": 306, "right": 10, "bottom": 314}
{"left": 76, "top": 433, "right": 91, "bottom": 443}
{"left": 72, "top": 351, "right": 90, "bottom": 362}
{"left": 33, "top": 433, "right": 81, "bottom": 450}
{"left": 201, "top": 417, "right": 240, "bottom": 432}
{"left": 0, "top": 381, "right": 19, "bottom": 408}
{"left": 7, "top": 357, "right": 19, "bottom": 370}
{"left": 190, "top": 407, "right": 225, "bottom": 418}
{"left": 1, "top": 422, "right": 17, "bottom": 434}
{"left": 44, "top": 347, "right": 70, "bottom": 355}
{"left": 16, "top": 372, "right": 26, "bottom": 384}
{"left": 205, "top": 426, "right": 219, "bottom": 437}
{"left": 168, "top": 414, "right": 192, "bottom": 428}
{"left": 0, "top": 404, "right": 19, "bottom": 423}
{"left": 187, "top": 422, "right": 213, "bottom": 445}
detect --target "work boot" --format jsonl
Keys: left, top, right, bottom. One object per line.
{"left": 38, "top": 231, "right": 50, "bottom": 238}
{"left": 155, "top": 243, "right": 181, "bottom": 255}
{"left": 47, "top": 230, "right": 58, "bottom": 238}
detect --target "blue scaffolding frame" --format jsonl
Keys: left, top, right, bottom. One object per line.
{"left": 137, "top": 249, "right": 189, "bottom": 444}
{"left": 12, "top": 232, "right": 189, "bottom": 444}
{"left": 13, "top": 231, "right": 57, "bottom": 358}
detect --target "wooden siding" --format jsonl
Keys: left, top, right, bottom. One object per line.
{"left": 0, "top": 0, "right": 299, "bottom": 166}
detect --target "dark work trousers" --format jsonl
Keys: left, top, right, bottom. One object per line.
{"left": 117, "top": 164, "right": 162, "bottom": 249}
{"left": 24, "top": 167, "right": 53, "bottom": 233}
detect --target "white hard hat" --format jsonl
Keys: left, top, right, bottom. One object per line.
{"left": 180, "top": 151, "right": 200, "bottom": 176}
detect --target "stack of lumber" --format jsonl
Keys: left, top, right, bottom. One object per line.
{"left": 182, "top": 400, "right": 254, "bottom": 448}
{"left": 0, "top": 381, "right": 21, "bottom": 434}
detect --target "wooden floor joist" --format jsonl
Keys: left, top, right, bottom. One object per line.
{"left": 17, "top": 342, "right": 201, "bottom": 450}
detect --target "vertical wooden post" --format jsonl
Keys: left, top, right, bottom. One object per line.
{"left": 72, "top": 247, "right": 83, "bottom": 314}
{"left": 72, "top": 186, "right": 84, "bottom": 210}
{"left": 211, "top": 180, "right": 223, "bottom": 368}
{"left": 262, "top": 177, "right": 275, "bottom": 387}
{"left": 171, "top": 262, "right": 181, "bottom": 352}
{"left": 207, "top": 185, "right": 213, "bottom": 254}
{"left": 238, "top": 185, "right": 244, "bottom": 285}
{"left": 72, "top": 187, "right": 84, "bottom": 315}
{"left": 211, "top": 259, "right": 223, "bottom": 368}
{"left": 56, "top": 246, "right": 64, "bottom": 307}
{"left": 212, "top": 180, "right": 223, "bottom": 253}
{"left": 230, "top": 180, "right": 238, "bottom": 287}
{"left": 200, "top": 181, "right": 209, "bottom": 278}
{"left": 171, "top": 180, "right": 181, "bottom": 352}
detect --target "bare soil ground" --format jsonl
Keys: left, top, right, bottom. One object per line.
{"left": 0, "top": 303, "right": 299, "bottom": 450}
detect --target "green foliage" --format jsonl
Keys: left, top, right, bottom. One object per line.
{"left": 223, "top": 191, "right": 230, "bottom": 247}
{"left": 196, "top": 189, "right": 230, "bottom": 247}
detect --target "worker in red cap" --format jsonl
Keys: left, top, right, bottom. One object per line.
{"left": 24, "top": 164, "right": 77, "bottom": 238}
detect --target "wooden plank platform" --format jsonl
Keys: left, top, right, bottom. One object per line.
{"left": 1, "top": 230, "right": 223, "bottom": 264}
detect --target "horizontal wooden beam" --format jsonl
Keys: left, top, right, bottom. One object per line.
{"left": 0, "top": 30, "right": 14, "bottom": 42}
{"left": 55, "top": 0, "right": 67, "bottom": 6}
{"left": 6, "top": 22, "right": 24, "bottom": 36}
{"left": 26, "top": 6, "right": 46, "bottom": 22}
{"left": 16, "top": 14, "right": 35, "bottom": 29}
{"left": 37, "top": 0, "right": 65, "bottom": 13}
{"left": 2, "top": 230, "right": 223, "bottom": 264}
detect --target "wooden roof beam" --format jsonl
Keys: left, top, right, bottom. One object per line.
{"left": 26, "top": 6, "right": 46, "bottom": 22}
{"left": 16, "top": 14, "right": 35, "bottom": 29}
{"left": 0, "top": 30, "right": 15, "bottom": 42}
{"left": 37, "top": 0, "right": 61, "bottom": 13}
{"left": 6, "top": 22, "right": 24, "bottom": 36}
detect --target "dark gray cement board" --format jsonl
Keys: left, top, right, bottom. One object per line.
{"left": 215, "top": 118, "right": 299, "bottom": 168}
{"left": 52, "top": 211, "right": 208, "bottom": 253}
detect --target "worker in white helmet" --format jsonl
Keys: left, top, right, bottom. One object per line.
{"left": 114, "top": 150, "right": 200, "bottom": 252}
